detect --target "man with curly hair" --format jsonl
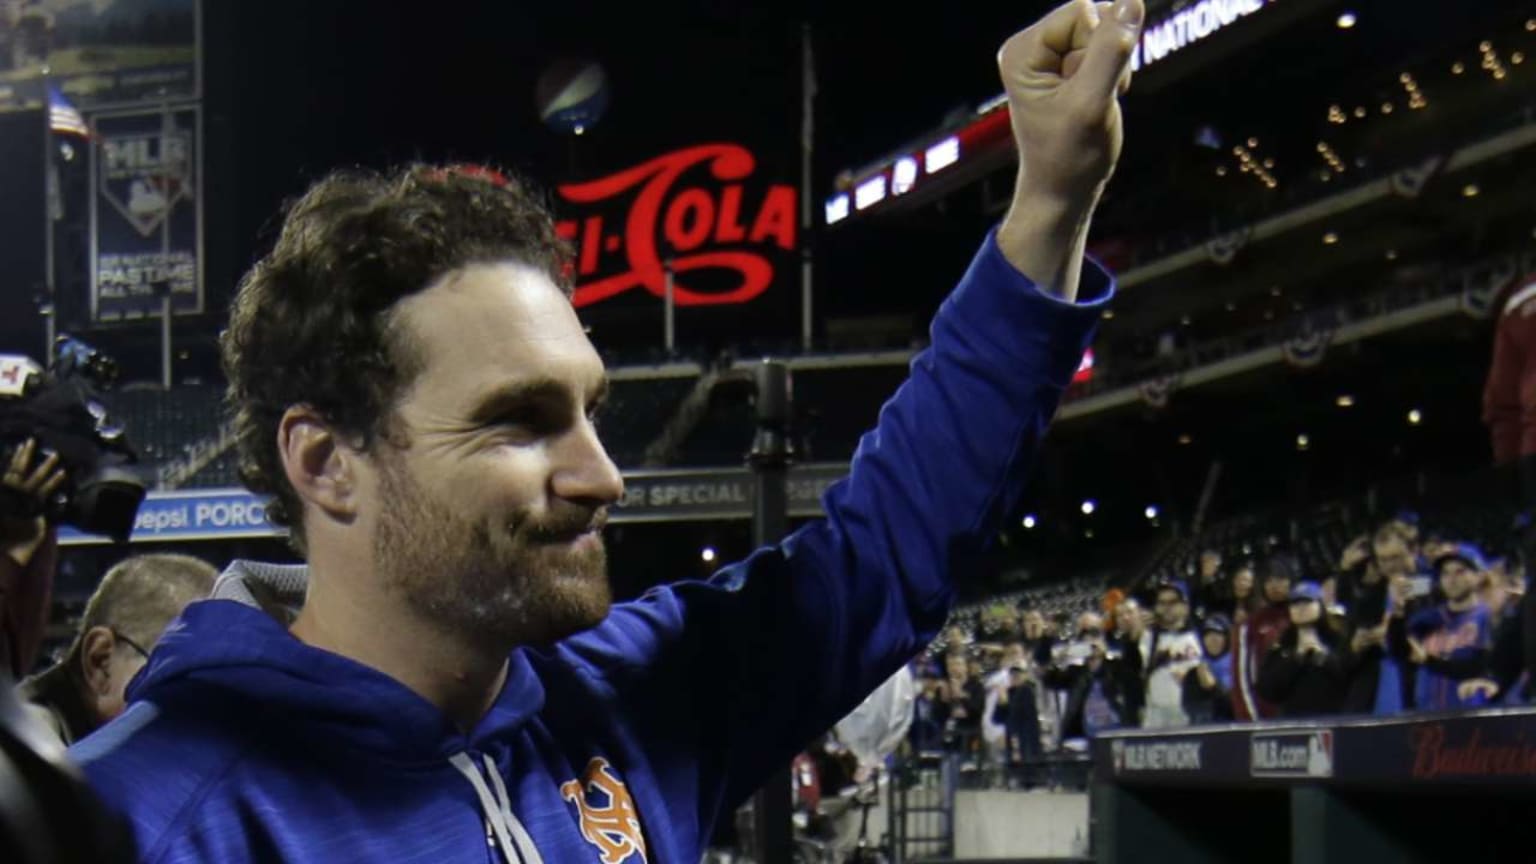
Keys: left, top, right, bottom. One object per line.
{"left": 72, "top": 2, "right": 1145, "bottom": 861}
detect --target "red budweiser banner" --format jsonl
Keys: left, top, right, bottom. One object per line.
{"left": 556, "top": 143, "right": 797, "bottom": 308}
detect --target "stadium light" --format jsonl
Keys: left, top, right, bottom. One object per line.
{"left": 1145, "top": 505, "right": 1159, "bottom": 520}
{"left": 1081, "top": 500, "right": 1097, "bottom": 516}
{"left": 1336, "top": 394, "right": 1355, "bottom": 408}
{"left": 1336, "top": 11, "right": 1357, "bottom": 29}
{"left": 892, "top": 156, "right": 919, "bottom": 196}
{"left": 825, "top": 194, "right": 850, "bottom": 225}
{"left": 1022, "top": 514, "right": 1037, "bottom": 529}
{"left": 1297, "top": 434, "right": 1311, "bottom": 451}
{"left": 925, "top": 137, "right": 960, "bottom": 173}
{"left": 701, "top": 546, "right": 717, "bottom": 563}
{"left": 1408, "top": 409, "right": 1423, "bottom": 426}
{"left": 854, "top": 175, "right": 887, "bottom": 210}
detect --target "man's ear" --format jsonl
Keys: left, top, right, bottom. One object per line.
{"left": 277, "top": 405, "right": 358, "bottom": 521}
{"left": 78, "top": 626, "right": 116, "bottom": 697}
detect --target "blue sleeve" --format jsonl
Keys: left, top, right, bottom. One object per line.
{"left": 70, "top": 700, "right": 253, "bottom": 864}
{"left": 559, "top": 231, "right": 1110, "bottom": 815}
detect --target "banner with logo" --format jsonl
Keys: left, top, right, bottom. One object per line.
{"left": 57, "top": 489, "right": 275, "bottom": 546}
{"left": 0, "top": 0, "right": 199, "bottom": 113}
{"left": 57, "top": 463, "right": 851, "bottom": 545}
{"left": 89, "top": 105, "right": 202, "bottom": 322}
{"left": 1095, "top": 707, "right": 1536, "bottom": 786}
{"left": 555, "top": 142, "right": 801, "bottom": 354}
{"left": 557, "top": 143, "right": 797, "bottom": 310}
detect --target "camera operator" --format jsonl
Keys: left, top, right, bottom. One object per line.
{"left": 0, "top": 436, "right": 137, "bottom": 863}
{"left": 18, "top": 554, "right": 215, "bottom": 747}
{"left": 0, "top": 438, "right": 68, "bottom": 680}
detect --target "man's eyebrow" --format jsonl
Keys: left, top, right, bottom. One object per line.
{"left": 467, "top": 375, "right": 609, "bottom": 423}
{"left": 466, "top": 379, "right": 567, "bottom": 423}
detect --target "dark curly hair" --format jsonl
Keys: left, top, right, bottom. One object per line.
{"left": 221, "top": 164, "right": 572, "bottom": 551}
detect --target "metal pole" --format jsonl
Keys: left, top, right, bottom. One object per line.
{"left": 43, "top": 305, "right": 55, "bottom": 365}
{"left": 748, "top": 358, "right": 793, "bottom": 864}
{"left": 160, "top": 102, "right": 173, "bottom": 389}
{"left": 799, "top": 23, "right": 815, "bottom": 353}
{"left": 664, "top": 260, "right": 675, "bottom": 356}
{"left": 42, "top": 72, "right": 56, "bottom": 361}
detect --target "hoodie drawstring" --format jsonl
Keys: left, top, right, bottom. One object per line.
{"left": 481, "top": 753, "right": 546, "bottom": 864}
{"left": 449, "top": 752, "right": 544, "bottom": 864}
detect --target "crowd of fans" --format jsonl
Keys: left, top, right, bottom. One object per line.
{"left": 908, "top": 513, "right": 1530, "bottom": 783}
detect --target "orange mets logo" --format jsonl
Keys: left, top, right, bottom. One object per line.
{"left": 560, "top": 757, "right": 648, "bottom": 864}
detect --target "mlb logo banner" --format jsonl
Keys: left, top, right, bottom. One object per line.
{"left": 89, "top": 107, "right": 204, "bottom": 323}
{"left": 1250, "top": 729, "right": 1334, "bottom": 779}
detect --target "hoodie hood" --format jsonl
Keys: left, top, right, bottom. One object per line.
{"left": 128, "top": 559, "right": 547, "bottom": 765}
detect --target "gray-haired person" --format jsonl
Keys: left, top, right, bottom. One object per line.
{"left": 18, "top": 553, "right": 216, "bottom": 745}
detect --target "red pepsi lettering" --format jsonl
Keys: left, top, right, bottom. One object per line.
{"left": 579, "top": 216, "right": 604, "bottom": 277}
{"left": 663, "top": 188, "right": 715, "bottom": 252}
{"left": 557, "top": 143, "right": 796, "bottom": 307}
{"left": 714, "top": 185, "right": 747, "bottom": 244}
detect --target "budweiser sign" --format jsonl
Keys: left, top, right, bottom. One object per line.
{"left": 1410, "top": 723, "right": 1536, "bottom": 780}
{"left": 556, "top": 143, "right": 797, "bottom": 308}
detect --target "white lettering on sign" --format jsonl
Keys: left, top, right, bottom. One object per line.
{"left": 97, "top": 252, "right": 196, "bottom": 300}
{"left": 788, "top": 476, "right": 836, "bottom": 503}
{"left": 136, "top": 505, "right": 190, "bottom": 532}
{"left": 103, "top": 134, "right": 190, "bottom": 180}
{"left": 1131, "top": 0, "right": 1266, "bottom": 71}
{"left": 194, "top": 500, "right": 267, "bottom": 529}
{"left": 1111, "top": 740, "right": 1204, "bottom": 773}
{"left": 1250, "top": 731, "right": 1334, "bottom": 778}
{"left": 647, "top": 482, "right": 749, "bottom": 508}
{"left": 1251, "top": 740, "right": 1308, "bottom": 772}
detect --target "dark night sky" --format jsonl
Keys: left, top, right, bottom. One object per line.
{"left": 0, "top": 0, "right": 1058, "bottom": 372}
{"left": 191, "top": 1, "right": 1053, "bottom": 359}
{"left": 0, "top": 0, "right": 1525, "bottom": 376}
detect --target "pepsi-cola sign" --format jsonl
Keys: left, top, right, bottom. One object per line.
{"left": 555, "top": 143, "right": 797, "bottom": 308}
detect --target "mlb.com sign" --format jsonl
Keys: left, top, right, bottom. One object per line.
{"left": 58, "top": 489, "right": 282, "bottom": 545}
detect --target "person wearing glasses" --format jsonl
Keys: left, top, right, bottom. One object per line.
{"left": 18, "top": 553, "right": 216, "bottom": 746}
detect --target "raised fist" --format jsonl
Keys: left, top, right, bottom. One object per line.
{"left": 998, "top": 0, "right": 1144, "bottom": 204}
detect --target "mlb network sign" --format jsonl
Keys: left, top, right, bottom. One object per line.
{"left": 1110, "top": 738, "right": 1204, "bottom": 774}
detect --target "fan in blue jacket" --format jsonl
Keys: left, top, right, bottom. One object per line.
{"left": 70, "top": 2, "right": 1144, "bottom": 861}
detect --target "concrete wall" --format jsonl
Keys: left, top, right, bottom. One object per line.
{"left": 953, "top": 790, "right": 1090, "bottom": 859}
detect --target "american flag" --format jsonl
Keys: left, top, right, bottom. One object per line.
{"left": 48, "top": 84, "right": 89, "bottom": 137}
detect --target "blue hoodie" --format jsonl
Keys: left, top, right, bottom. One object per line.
{"left": 71, "top": 232, "right": 1110, "bottom": 863}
